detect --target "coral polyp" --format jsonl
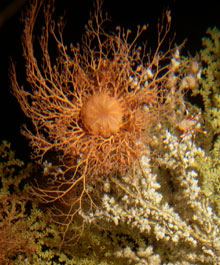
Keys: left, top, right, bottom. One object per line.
{"left": 81, "top": 93, "right": 123, "bottom": 138}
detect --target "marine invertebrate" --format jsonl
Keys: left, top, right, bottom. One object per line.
{"left": 191, "top": 27, "right": 220, "bottom": 216}
{"left": 0, "top": 141, "right": 36, "bottom": 264}
{"left": 176, "top": 110, "right": 205, "bottom": 137}
{"left": 10, "top": 0, "right": 192, "bottom": 243}
{"left": 81, "top": 130, "right": 220, "bottom": 264}
{"left": 81, "top": 93, "right": 123, "bottom": 138}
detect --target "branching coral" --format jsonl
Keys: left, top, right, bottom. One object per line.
{"left": 191, "top": 27, "right": 220, "bottom": 216}
{"left": 0, "top": 141, "right": 125, "bottom": 264}
{"left": 81, "top": 130, "right": 220, "bottom": 264}
{"left": 10, "top": 0, "right": 195, "bottom": 244}
{"left": 6, "top": 1, "right": 220, "bottom": 264}
{"left": 0, "top": 141, "right": 36, "bottom": 264}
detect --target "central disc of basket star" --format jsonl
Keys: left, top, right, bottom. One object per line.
{"left": 81, "top": 93, "right": 123, "bottom": 138}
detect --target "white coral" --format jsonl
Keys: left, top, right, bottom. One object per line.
{"left": 82, "top": 130, "right": 220, "bottom": 264}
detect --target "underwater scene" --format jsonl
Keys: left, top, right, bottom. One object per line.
{"left": 1, "top": 0, "right": 220, "bottom": 264}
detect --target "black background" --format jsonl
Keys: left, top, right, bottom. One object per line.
{"left": 0, "top": 0, "right": 219, "bottom": 161}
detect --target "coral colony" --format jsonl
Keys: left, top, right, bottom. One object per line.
{"left": 1, "top": 0, "right": 219, "bottom": 263}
